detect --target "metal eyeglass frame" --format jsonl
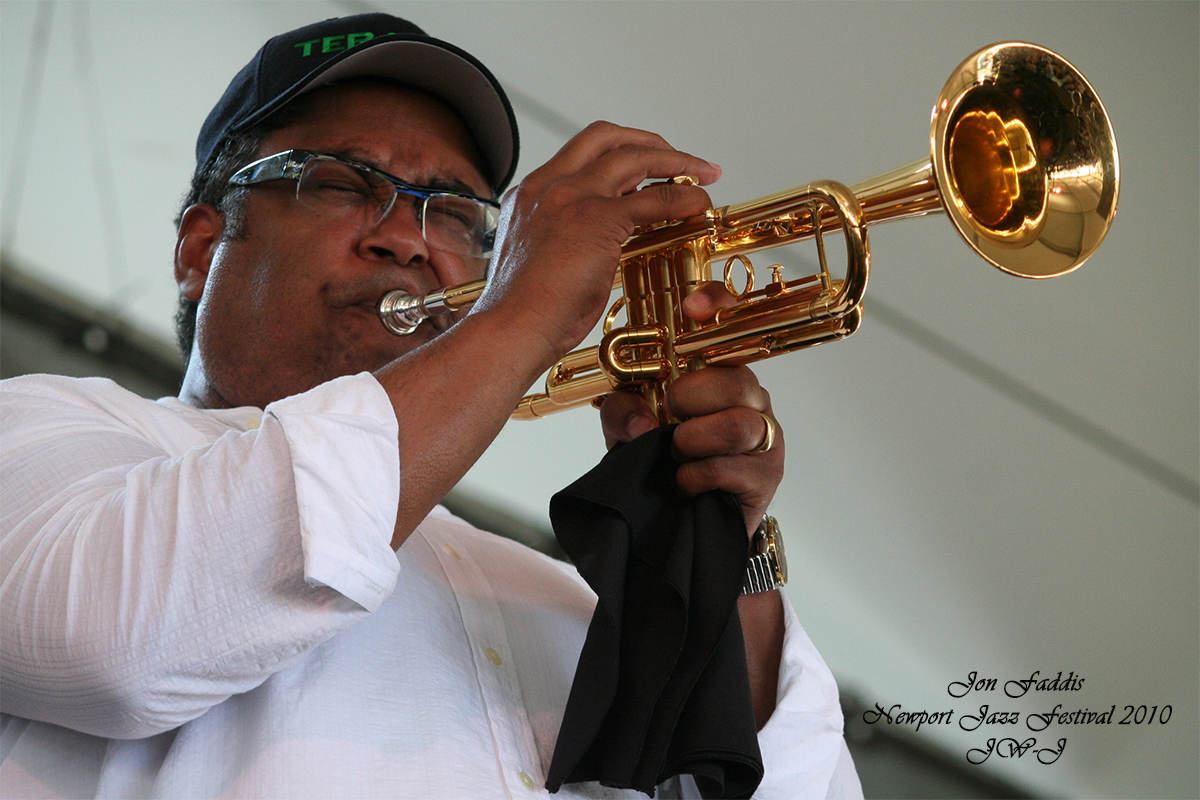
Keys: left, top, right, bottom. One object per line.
{"left": 227, "top": 149, "right": 500, "bottom": 257}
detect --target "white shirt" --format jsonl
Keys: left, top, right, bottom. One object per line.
{"left": 0, "top": 373, "right": 861, "bottom": 799}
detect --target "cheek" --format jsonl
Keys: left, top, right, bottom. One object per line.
{"left": 469, "top": 255, "right": 490, "bottom": 282}
{"left": 222, "top": 229, "right": 314, "bottom": 301}
{"left": 241, "top": 251, "right": 292, "bottom": 313}
{"left": 199, "top": 240, "right": 302, "bottom": 347}
{"left": 439, "top": 253, "right": 490, "bottom": 287}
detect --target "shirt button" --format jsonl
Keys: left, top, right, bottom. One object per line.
{"left": 245, "top": 417, "right": 261, "bottom": 430}
{"left": 484, "top": 647, "right": 503, "bottom": 666}
{"left": 443, "top": 543, "right": 462, "bottom": 560}
{"left": 518, "top": 771, "right": 536, "bottom": 790}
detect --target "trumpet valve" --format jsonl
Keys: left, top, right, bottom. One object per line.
{"left": 765, "top": 265, "right": 787, "bottom": 296}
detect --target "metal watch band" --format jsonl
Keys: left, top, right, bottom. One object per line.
{"left": 741, "top": 515, "right": 786, "bottom": 594}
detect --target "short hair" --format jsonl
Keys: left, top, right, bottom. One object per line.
{"left": 173, "top": 102, "right": 308, "bottom": 366}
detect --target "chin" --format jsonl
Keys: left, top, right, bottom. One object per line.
{"left": 326, "top": 334, "right": 427, "bottom": 379}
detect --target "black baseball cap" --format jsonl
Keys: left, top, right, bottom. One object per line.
{"left": 195, "top": 13, "right": 519, "bottom": 194}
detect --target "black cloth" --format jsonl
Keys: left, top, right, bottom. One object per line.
{"left": 545, "top": 425, "right": 763, "bottom": 799}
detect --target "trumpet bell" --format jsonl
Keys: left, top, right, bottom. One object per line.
{"left": 932, "top": 42, "right": 1120, "bottom": 278}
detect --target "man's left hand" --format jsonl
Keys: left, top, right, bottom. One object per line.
{"left": 598, "top": 282, "right": 784, "bottom": 536}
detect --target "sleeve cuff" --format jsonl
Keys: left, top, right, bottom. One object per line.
{"left": 754, "top": 593, "right": 859, "bottom": 798}
{"left": 266, "top": 373, "right": 401, "bottom": 612}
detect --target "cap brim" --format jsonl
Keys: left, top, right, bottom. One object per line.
{"left": 240, "top": 37, "right": 517, "bottom": 193}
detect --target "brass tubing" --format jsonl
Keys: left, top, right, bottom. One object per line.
{"left": 848, "top": 160, "right": 943, "bottom": 225}
{"left": 375, "top": 166, "right": 926, "bottom": 338}
{"left": 697, "top": 308, "right": 863, "bottom": 368}
{"left": 376, "top": 42, "right": 1118, "bottom": 420}
{"left": 548, "top": 345, "right": 603, "bottom": 388}
{"left": 512, "top": 371, "right": 618, "bottom": 420}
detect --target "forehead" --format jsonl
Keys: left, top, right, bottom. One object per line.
{"left": 260, "top": 81, "right": 491, "bottom": 195}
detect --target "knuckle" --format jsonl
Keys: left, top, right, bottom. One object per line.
{"left": 708, "top": 366, "right": 762, "bottom": 409}
{"left": 504, "top": 181, "right": 537, "bottom": 211}
{"left": 538, "top": 176, "right": 575, "bottom": 204}
{"left": 584, "top": 120, "right": 620, "bottom": 135}
{"left": 729, "top": 366, "right": 761, "bottom": 403}
{"left": 655, "top": 183, "right": 712, "bottom": 214}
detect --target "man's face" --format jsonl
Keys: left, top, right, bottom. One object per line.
{"left": 182, "top": 82, "right": 491, "bottom": 409}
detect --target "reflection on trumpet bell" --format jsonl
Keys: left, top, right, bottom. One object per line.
{"left": 949, "top": 110, "right": 1038, "bottom": 233}
{"left": 932, "top": 42, "right": 1119, "bottom": 277}
{"left": 379, "top": 42, "right": 1119, "bottom": 421}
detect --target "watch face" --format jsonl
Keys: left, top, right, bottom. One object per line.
{"left": 766, "top": 516, "right": 787, "bottom": 585}
{"left": 773, "top": 540, "right": 787, "bottom": 585}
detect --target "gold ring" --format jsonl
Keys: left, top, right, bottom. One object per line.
{"left": 747, "top": 411, "right": 777, "bottom": 454}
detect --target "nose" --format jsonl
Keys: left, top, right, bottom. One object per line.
{"left": 357, "top": 192, "right": 430, "bottom": 267}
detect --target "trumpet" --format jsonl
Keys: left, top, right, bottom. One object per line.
{"left": 378, "top": 42, "right": 1119, "bottom": 421}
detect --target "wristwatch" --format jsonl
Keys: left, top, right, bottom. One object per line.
{"left": 741, "top": 515, "right": 787, "bottom": 594}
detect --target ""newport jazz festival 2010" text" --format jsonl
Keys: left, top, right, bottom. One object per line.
{"left": 861, "top": 670, "right": 1172, "bottom": 765}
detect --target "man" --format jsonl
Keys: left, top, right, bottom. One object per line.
{"left": 0, "top": 13, "right": 860, "bottom": 798}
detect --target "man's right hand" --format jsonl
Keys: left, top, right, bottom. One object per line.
{"left": 379, "top": 122, "right": 720, "bottom": 547}
{"left": 472, "top": 121, "right": 722, "bottom": 372}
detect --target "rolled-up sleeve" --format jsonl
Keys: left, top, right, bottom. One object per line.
{"left": 753, "top": 595, "right": 863, "bottom": 798}
{"left": 1, "top": 373, "right": 401, "bottom": 739}
{"left": 268, "top": 375, "right": 400, "bottom": 611}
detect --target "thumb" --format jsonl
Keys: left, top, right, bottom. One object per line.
{"left": 598, "top": 389, "right": 658, "bottom": 449}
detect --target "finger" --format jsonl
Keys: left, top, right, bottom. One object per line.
{"left": 543, "top": 145, "right": 718, "bottom": 210}
{"left": 548, "top": 121, "right": 721, "bottom": 188}
{"left": 523, "top": 129, "right": 720, "bottom": 207}
{"left": 501, "top": 148, "right": 716, "bottom": 250}
{"left": 664, "top": 365, "right": 767, "bottom": 422}
{"left": 543, "top": 121, "right": 676, "bottom": 176}
{"left": 598, "top": 390, "right": 659, "bottom": 449}
{"left": 672, "top": 405, "right": 781, "bottom": 461}
{"left": 589, "top": 144, "right": 721, "bottom": 197}
{"left": 675, "top": 452, "right": 782, "bottom": 533}
{"left": 681, "top": 281, "right": 740, "bottom": 322}
{"left": 675, "top": 452, "right": 779, "bottom": 499}
{"left": 607, "top": 180, "right": 714, "bottom": 233}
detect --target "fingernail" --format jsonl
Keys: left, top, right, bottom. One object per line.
{"left": 683, "top": 290, "right": 713, "bottom": 319}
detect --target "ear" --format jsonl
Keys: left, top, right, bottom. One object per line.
{"left": 174, "top": 204, "right": 225, "bottom": 300}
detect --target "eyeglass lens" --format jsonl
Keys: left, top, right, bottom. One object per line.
{"left": 295, "top": 159, "right": 493, "bottom": 257}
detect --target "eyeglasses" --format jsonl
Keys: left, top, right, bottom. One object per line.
{"left": 228, "top": 149, "right": 500, "bottom": 258}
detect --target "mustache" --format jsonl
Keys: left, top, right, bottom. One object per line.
{"left": 332, "top": 275, "right": 459, "bottom": 334}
